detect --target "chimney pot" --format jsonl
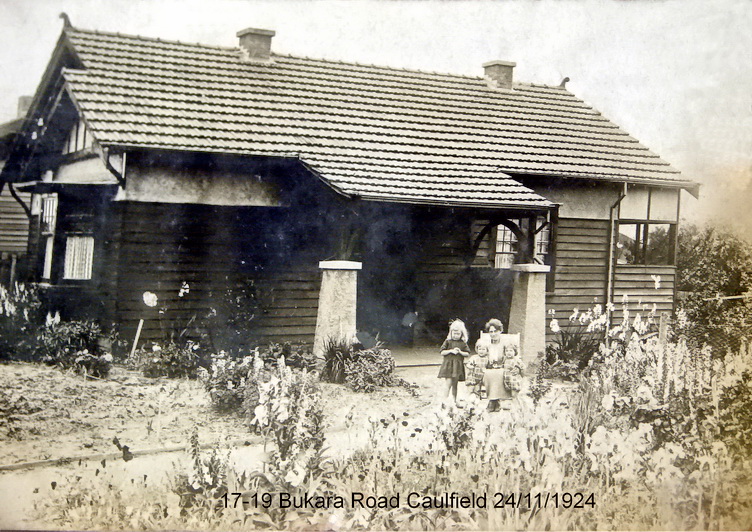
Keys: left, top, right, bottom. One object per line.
{"left": 237, "top": 27, "right": 275, "bottom": 62}
{"left": 483, "top": 60, "right": 516, "bottom": 90}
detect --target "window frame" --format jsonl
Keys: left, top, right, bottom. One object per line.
{"left": 62, "top": 234, "right": 95, "bottom": 281}
{"left": 616, "top": 219, "right": 677, "bottom": 266}
{"left": 40, "top": 193, "right": 58, "bottom": 281}
{"left": 492, "top": 216, "right": 552, "bottom": 270}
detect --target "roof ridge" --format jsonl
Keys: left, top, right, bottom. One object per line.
{"left": 271, "top": 52, "right": 486, "bottom": 82}
{"left": 67, "top": 27, "right": 570, "bottom": 88}
{"left": 66, "top": 26, "right": 237, "bottom": 52}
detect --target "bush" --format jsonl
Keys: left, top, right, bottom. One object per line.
{"left": 257, "top": 342, "right": 317, "bottom": 371}
{"left": 718, "top": 354, "right": 752, "bottom": 459}
{"left": 343, "top": 347, "right": 404, "bottom": 393}
{"left": 201, "top": 344, "right": 317, "bottom": 415}
{"left": 319, "top": 338, "right": 353, "bottom": 384}
{"left": 131, "top": 340, "right": 205, "bottom": 378}
{"left": 36, "top": 319, "right": 112, "bottom": 377}
{"left": 200, "top": 352, "right": 257, "bottom": 414}
{"left": 546, "top": 308, "right": 604, "bottom": 370}
{"left": 0, "top": 283, "right": 43, "bottom": 360}
{"left": 676, "top": 223, "right": 752, "bottom": 353}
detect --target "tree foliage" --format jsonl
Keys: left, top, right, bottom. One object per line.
{"left": 676, "top": 223, "right": 752, "bottom": 352}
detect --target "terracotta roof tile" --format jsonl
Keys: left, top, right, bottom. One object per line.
{"left": 60, "top": 28, "right": 694, "bottom": 207}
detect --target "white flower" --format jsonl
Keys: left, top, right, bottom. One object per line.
{"left": 152, "top": 344, "right": 162, "bottom": 352}
{"left": 253, "top": 404, "right": 268, "bottom": 426}
{"left": 651, "top": 275, "right": 661, "bottom": 289}
{"left": 549, "top": 319, "right": 560, "bottom": 333}
{"left": 569, "top": 308, "right": 579, "bottom": 321}
{"left": 45, "top": 311, "right": 61, "bottom": 326}
{"left": 102, "top": 353, "right": 113, "bottom": 362}
{"left": 142, "top": 291, "right": 158, "bottom": 307}
{"left": 284, "top": 467, "right": 305, "bottom": 487}
{"left": 178, "top": 281, "right": 190, "bottom": 298}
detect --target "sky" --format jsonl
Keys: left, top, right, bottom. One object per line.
{"left": 0, "top": 0, "right": 750, "bottom": 233}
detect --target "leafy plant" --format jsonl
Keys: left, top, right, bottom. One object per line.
{"left": 528, "top": 358, "right": 553, "bottom": 405}
{"left": 0, "top": 283, "right": 43, "bottom": 360}
{"left": 319, "top": 337, "right": 353, "bottom": 384}
{"left": 130, "top": 340, "right": 205, "bottom": 378}
{"left": 343, "top": 346, "right": 405, "bottom": 392}
{"left": 35, "top": 318, "right": 112, "bottom": 377}
{"left": 676, "top": 223, "right": 752, "bottom": 353}
{"left": 257, "top": 342, "right": 317, "bottom": 371}
{"left": 199, "top": 352, "right": 255, "bottom": 413}
{"left": 546, "top": 308, "right": 604, "bottom": 369}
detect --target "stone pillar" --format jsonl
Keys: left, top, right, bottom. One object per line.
{"left": 312, "top": 260, "right": 362, "bottom": 358}
{"left": 508, "top": 264, "right": 551, "bottom": 374}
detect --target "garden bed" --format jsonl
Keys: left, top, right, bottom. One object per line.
{"left": 0, "top": 361, "right": 444, "bottom": 529}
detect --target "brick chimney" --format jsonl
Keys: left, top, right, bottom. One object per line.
{"left": 17, "top": 96, "right": 32, "bottom": 118}
{"left": 483, "top": 60, "right": 516, "bottom": 90}
{"left": 237, "top": 27, "right": 275, "bottom": 62}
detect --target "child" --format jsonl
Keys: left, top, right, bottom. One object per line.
{"left": 437, "top": 319, "right": 470, "bottom": 407}
{"left": 484, "top": 340, "right": 523, "bottom": 412}
{"left": 500, "top": 343, "right": 524, "bottom": 410}
{"left": 466, "top": 338, "right": 490, "bottom": 398}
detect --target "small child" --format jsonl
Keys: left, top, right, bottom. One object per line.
{"left": 501, "top": 343, "right": 524, "bottom": 409}
{"left": 465, "top": 339, "right": 490, "bottom": 398}
{"left": 437, "top": 319, "right": 470, "bottom": 407}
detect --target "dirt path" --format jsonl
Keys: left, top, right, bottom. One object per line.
{"left": 0, "top": 363, "right": 252, "bottom": 467}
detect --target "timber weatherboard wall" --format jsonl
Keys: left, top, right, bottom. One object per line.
{"left": 106, "top": 201, "right": 323, "bottom": 346}
{"left": 0, "top": 190, "right": 30, "bottom": 254}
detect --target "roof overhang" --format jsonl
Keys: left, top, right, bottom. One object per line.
{"left": 16, "top": 182, "right": 118, "bottom": 194}
{"left": 509, "top": 170, "right": 700, "bottom": 199}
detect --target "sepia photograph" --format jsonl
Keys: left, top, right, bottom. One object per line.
{"left": 0, "top": 0, "right": 750, "bottom": 529}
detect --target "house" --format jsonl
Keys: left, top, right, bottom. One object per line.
{"left": 0, "top": 23, "right": 699, "bottom": 360}
{"left": 0, "top": 97, "right": 32, "bottom": 286}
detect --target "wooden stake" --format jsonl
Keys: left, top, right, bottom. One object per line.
{"left": 130, "top": 318, "right": 144, "bottom": 358}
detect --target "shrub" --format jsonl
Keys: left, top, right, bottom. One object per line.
{"left": 0, "top": 283, "right": 43, "bottom": 360}
{"left": 718, "top": 351, "right": 752, "bottom": 459}
{"left": 343, "top": 347, "right": 401, "bottom": 392}
{"left": 201, "top": 345, "right": 317, "bottom": 415}
{"left": 35, "top": 318, "right": 112, "bottom": 377}
{"left": 546, "top": 307, "right": 605, "bottom": 369}
{"left": 676, "top": 223, "right": 752, "bottom": 353}
{"left": 200, "top": 352, "right": 257, "bottom": 414}
{"left": 319, "top": 338, "right": 353, "bottom": 384}
{"left": 257, "top": 342, "right": 317, "bottom": 371}
{"left": 320, "top": 339, "right": 411, "bottom": 393}
{"left": 131, "top": 340, "right": 205, "bottom": 378}
{"left": 249, "top": 358, "right": 325, "bottom": 487}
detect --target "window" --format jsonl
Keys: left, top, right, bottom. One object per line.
{"left": 62, "top": 119, "right": 92, "bottom": 155}
{"left": 495, "top": 224, "right": 518, "bottom": 269}
{"left": 494, "top": 217, "right": 550, "bottom": 269}
{"left": 616, "top": 223, "right": 675, "bottom": 265}
{"left": 617, "top": 187, "right": 679, "bottom": 266}
{"left": 63, "top": 236, "right": 94, "bottom": 280}
{"left": 40, "top": 194, "right": 58, "bottom": 280}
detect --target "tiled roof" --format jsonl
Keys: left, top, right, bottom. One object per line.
{"left": 60, "top": 28, "right": 693, "bottom": 208}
